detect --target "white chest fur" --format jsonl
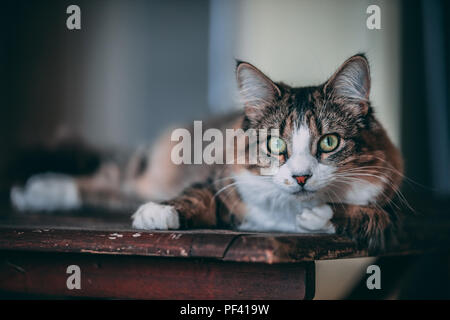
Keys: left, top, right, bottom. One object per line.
{"left": 234, "top": 171, "right": 329, "bottom": 233}
{"left": 343, "top": 180, "right": 384, "bottom": 205}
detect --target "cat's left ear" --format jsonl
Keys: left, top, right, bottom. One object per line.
{"left": 324, "top": 54, "right": 371, "bottom": 115}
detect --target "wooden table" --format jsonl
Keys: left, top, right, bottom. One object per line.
{"left": 0, "top": 205, "right": 449, "bottom": 300}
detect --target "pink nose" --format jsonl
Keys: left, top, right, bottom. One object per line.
{"left": 293, "top": 175, "right": 311, "bottom": 186}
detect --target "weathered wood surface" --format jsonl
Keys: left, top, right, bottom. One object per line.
{"left": 1, "top": 206, "right": 450, "bottom": 263}
{"left": 0, "top": 225, "right": 444, "bottom": 264}
{"left": 0, "top": 251, "right": 314, "bottom": 299}
{"left": 0, "top": 228, "right": 239, "bottom": 259}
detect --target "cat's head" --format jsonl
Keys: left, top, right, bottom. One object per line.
{"left": 236, "top": 54, "right": 397, "bottom": 205}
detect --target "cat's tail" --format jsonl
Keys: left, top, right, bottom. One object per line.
{"left": 5, "top": 137, "right": 104, "bottom": 187}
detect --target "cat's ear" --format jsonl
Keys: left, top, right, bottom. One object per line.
{"left": 236, "top": 61, "right": 281, "bottom": 120}
{"left": 324, "top": 54, "right": 371, "bottom": 115}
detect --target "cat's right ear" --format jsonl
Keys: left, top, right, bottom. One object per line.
{"left": 236, "top": 61, "right": 281, "bottom": 120}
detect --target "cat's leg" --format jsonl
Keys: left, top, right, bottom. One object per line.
{"left": 132, "top": 183, "right": 218, "bottom": 230}
{"left": 296, "top": 204, "right": 335, "bottom": 234}
{"left": 330, "top": 204, "right": 395, "bottom": 251}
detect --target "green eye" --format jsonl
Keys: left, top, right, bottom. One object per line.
{"left": 267, "top": 136, "right": 287, "bottom": 155}
{"left": 319, "top": 134, "right": 340, "bottom": 153}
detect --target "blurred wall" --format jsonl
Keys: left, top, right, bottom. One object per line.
{"left": 80, "top": 0, "right": 210, "bottom": 148}
{"left": 401, "top": 0, "right": 450, "bottom": 196}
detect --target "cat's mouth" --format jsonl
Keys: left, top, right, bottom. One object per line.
{"left": 293, "top": 189, "right": 314, "bottom": 194}
{"left": 272, "top": 179, "right": 317, "bottom": 197}
{"left": 292, "top": 188, "right": 316, "bottom": 198}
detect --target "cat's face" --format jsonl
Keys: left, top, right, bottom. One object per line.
{"left": 237, "top": 55, "right": 384, "bottom": 204}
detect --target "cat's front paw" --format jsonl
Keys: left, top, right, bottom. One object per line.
{"left": 132, "top": 202, "right": 180, "bottom": 230}
{"left": 297, "top": 204, "right": 335, "bottom": 233}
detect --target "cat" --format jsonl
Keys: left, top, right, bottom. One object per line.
{"left": 11, "top": 54, "right": 404, "bottom": 250}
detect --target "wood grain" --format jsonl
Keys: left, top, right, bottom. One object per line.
{"left": 0, "top": 251, "right": 314, "bottom": 299}
{"left": 0, "top": 228, "right": 240, "bottom": 259}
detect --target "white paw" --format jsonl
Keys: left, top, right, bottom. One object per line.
{"left": 11, "top": 173, "right": 81, "bottom": 212}
{"left": 296, "top": 204, "right": 335, "bottom": 233}
{"left": 132, "top": 202, "right": 180, "bottom": 230}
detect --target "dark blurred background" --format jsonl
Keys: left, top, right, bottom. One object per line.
{"left": 0, "top": 0, "right": 449, "bottom": 299}
{"left": 401, "top": 0, "right": 450, "bottom": 200}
